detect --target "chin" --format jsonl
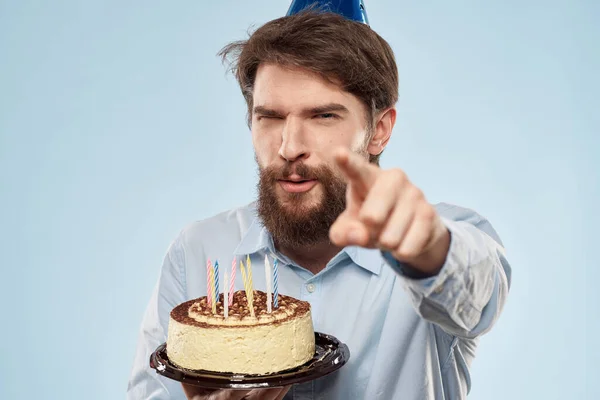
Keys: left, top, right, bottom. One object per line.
{"left": 277, "top": 185, "right": 322, "bottom": 204}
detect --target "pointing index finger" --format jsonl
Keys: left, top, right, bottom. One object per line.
{"left": 334, "top": 148, "right": 376, "bottom": 192}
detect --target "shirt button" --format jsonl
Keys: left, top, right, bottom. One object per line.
{"left": 306, "top": 283, "right": 316, "bottom": 293}
{"left": 433, "top": 285, "right": 444, "bottom": 294}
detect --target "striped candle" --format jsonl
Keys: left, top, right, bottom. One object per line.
{"left": 265, "top": 254, "right": 272, "bottom": 313}
{"left": 246, "top": 255, "right": 254, "bottom": 305}
{"left": 273, "top": 258, "right": 279, "bottom": 308}
{"left": 239, "top": 260, "right": 255, "bottom": 317}
{"left": 229, "top": 257, "right": 236, "bottom": 305}
{"left": 208, "top": 263, "right": 216, "bottom": 314}
{"left": 223, "top": 271, "right": 229, "bottom": 319}
{"left": 206, "top": 260, "right": 212, "bottom": 307}
{"left": 214, "top": 260, "right": 220, "bottom": 303}
{"left": 239, "top": 260, "right": 247, "bottom": 293}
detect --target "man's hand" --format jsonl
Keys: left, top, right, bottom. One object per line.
{"left": 182, "top": 383, "right": 290, "bottom": 400}
{"left": 329, "top": 148, "right": 450, "bottom": 275}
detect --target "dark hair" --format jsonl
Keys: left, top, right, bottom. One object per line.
{"left": 218, "top": 9, "right": 399, "bottom": 164}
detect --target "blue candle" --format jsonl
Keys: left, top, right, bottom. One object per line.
{"left": 273, "top": 258, "right": 279, "bottom": 308}
{"left": 214, "top": 260, "right": 220, "bottom": 302}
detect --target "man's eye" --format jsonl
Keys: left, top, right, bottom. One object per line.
{"left": 316, "top": 113, "right": 338, "bottom": 119}
{"left": 258, "top": 115, "right": 281, "bottom": 120}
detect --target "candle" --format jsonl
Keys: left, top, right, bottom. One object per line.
{"left": 265, "top": 254, "right": 272, "bottom": 313}
{"left": 214, "top": 260, "right": 220, "bottom": 303}
{"left": 239, "top": 259, "right": 255, "bottom": 317}
{"left": 273, "top": 258, "right": 279, "bottom": 308}
{"left": 229, "top": 257, "right": 236, "bottom": 305}
{"left": 246, "top": 255, "right": 254, "bottom": 305}
{"left": 208, "top": 263, "right": 216, "bottom": 314}
{"left": 223, "top": 271, "right": 229, "bottom": 319}
{"left": 239, "top": 259, "right": 248, "bottom": 293}
{"left": 206, "top": 260, "right": 212, "bottom": 307}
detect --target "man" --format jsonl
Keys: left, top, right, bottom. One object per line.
{"left": 127, "top": 6, "right": 511, "bottom": 400}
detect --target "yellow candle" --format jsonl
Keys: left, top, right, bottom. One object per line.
{"left": 246, "top": 255, "right": 254, "bottom": 305}
{"left": 240, "top": 259, "right": 248, "bottom": 292}
{"left": 240, "top": 260, "right": 255, "bottom": 317}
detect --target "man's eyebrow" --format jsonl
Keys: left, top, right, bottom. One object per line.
{"left": 253, "top": 106, "right": 282, "bottom": 117}
{"left": 306, "top": 103, "right": 349, "bottom": 115}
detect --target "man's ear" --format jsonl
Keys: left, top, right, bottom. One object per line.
{"left": 367, "top": 107, "right": 396, "bottom": 156}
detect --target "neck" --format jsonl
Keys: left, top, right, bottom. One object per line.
{"left": 275, "top": 239, "right": 342, "bottom": 275}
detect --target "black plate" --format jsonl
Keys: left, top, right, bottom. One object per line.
{"left": 149, "top": 332, "right": 350, "bottom": 389}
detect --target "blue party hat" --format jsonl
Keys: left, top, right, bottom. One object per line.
{"left": 286, "top": 0, "right": 369, "bottom": 25}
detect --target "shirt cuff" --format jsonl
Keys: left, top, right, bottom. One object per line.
{"left": 381, "top": 217, "right": 462, "bottom": 294}
{"left": 380, "top": 251, "right": 439, "bottom": 281}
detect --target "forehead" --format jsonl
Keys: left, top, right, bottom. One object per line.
{"left": 253, "top": 63, "right": 361, "bottom": 110}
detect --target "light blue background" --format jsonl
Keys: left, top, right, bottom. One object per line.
{"left": 0, "top": 0, "right": 597, "bottom": 399}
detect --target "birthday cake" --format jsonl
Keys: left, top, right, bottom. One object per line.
{"left": 166, "top": 290, "right": 315, "bottom": 375}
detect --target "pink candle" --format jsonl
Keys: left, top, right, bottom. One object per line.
{"left": 206, "top": 259, "right": 212, "bottom": 307}
{"left": 208, "top": 263, "right": 216, "bottom": 314}
{"left": 229, "top": 257, "right": 236, "bottom": 304}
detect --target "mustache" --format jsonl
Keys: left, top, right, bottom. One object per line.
{"left": 263, "top": 162, "right": 321, "bottom": 181}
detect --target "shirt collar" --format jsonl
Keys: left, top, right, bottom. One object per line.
{"left": 345, "top": 246, "right": 383, "bottom": 275}
{"left": 233, "top": 216, "right": 273, "bottom": 256}
{"left": 233, "top": 215, "right": 383, "bottom": 276}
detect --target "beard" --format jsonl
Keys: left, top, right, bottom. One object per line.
{"left": 256, "top": 160, "right": 347, "bottom": 248}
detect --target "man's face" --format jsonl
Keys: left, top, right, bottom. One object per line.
{"left": 252, "top": 63, "right": 370, "bottom": 247}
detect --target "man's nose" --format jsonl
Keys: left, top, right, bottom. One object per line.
{"left": 278, "top": 118, "right": 309, "bottom": 162}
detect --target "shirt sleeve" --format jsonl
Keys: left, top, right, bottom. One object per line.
{"left": 126, "top": 235, "right": 188, "bottom": 400}
{"left": 382, "top": 204, "right": 512, "bottom": 339}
